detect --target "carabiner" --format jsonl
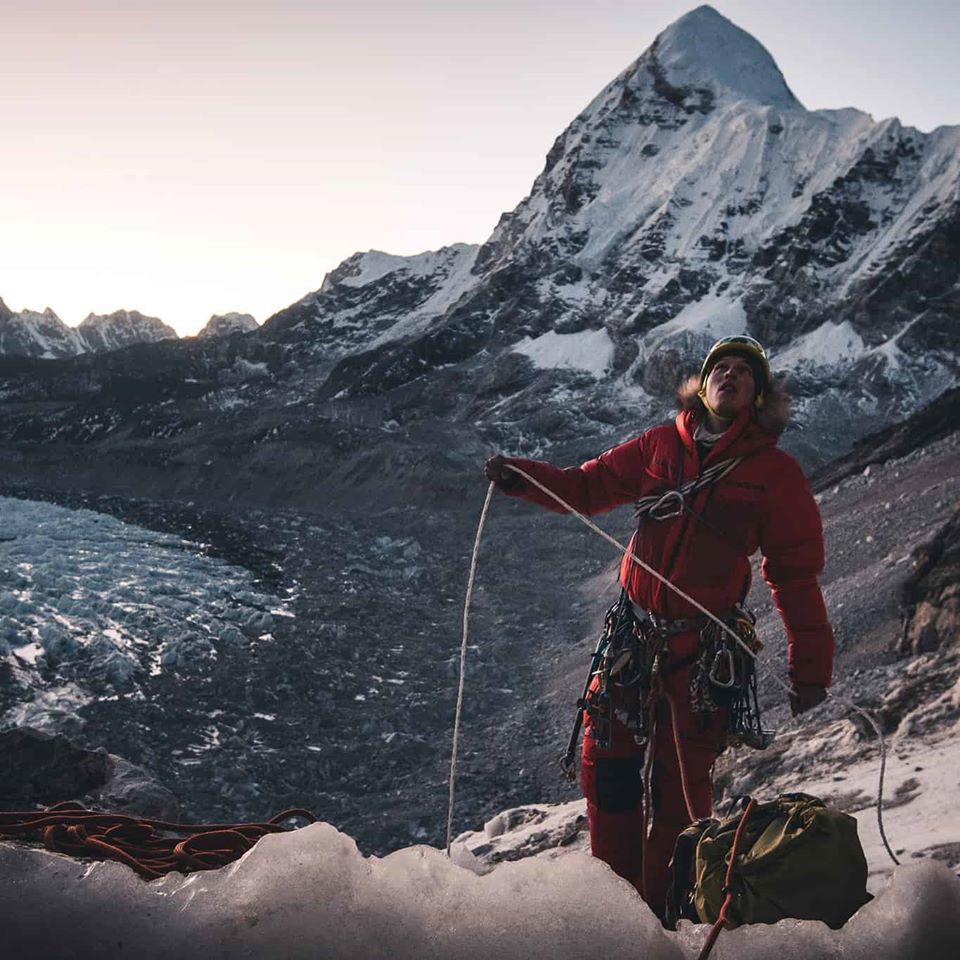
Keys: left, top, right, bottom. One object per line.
{"left": 648, "top": 489, "right": 685, "bottom": 520}
{"left": 709, "top": 648, "right": 736, "bottom": 688}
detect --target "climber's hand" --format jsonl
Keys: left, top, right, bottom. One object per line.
{"left": 484, "top": 455, "right": 513, "bottom": 484}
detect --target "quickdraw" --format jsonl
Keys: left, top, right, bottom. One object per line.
{"left": 690, "top": 610, "right": 774, "bottom": 750}
{"left": 634, "top": 457, "right": 743, "bottom": 521}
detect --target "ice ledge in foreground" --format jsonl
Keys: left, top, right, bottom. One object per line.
{"left": 3, "top": 820, "right": 959, "bottom": 959}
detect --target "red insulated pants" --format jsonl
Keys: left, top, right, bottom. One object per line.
{"left": 578, "top": 630, "right": 728, "bottom": 916}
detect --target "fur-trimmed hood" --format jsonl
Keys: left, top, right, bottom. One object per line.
{"left": 675, "top": 374, "right": 791, "bottom": 437}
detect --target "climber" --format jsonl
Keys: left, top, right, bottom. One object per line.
{"left": 484, "top": 335, "right": 834, "bottom": 917}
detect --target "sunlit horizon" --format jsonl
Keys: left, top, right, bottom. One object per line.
{"left": 3, "top": 0, "right": 959, "bottom": 337}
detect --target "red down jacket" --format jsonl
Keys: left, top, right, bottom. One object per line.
{"left": 500, "top": 405, "right": 834, "bottom": 687}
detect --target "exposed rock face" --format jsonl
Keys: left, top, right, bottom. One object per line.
{"left": 0, "top": 727, "right": 178, "bottom": 820}
{"left": 196, "top": 313, "right": 259, "bottom": 339}
{"left": 899, "top": 508, "right": 960, "bottom": 656}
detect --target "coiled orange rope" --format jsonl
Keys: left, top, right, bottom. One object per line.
{"left": 0, "top": 801, "right": 317, "bottom": 880}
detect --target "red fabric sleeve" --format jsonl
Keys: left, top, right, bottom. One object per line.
{"left": 759, "top": 455, "right": 835, "bottom": 687}
{"left": 497, "top": 435, "right": 649, "bottom": 516}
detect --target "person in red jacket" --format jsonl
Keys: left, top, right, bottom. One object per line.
{"left": 485, "top": 336, "right": 833, "bottom": 918}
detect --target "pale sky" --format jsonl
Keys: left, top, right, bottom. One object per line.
{"left": 3, "top": 0, "right": 959, "bottom": 336}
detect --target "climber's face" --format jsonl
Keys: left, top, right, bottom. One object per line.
{"left": 704, "top": 354, "right": 756, "bottom": 419}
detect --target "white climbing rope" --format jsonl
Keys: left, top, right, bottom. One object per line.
{"left": 445, "top": 466, "right": 901, "bottom": 867}
{"left": 445, "top": 481, "right": 495, "bottom": 855}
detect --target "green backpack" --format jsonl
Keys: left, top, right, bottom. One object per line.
{"left": 665, "top": 793, "right": 872, "bottom": 930}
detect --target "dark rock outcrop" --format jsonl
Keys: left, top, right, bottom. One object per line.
{"left": 898, "top": 507, "right": 960, "bottom": 656}
{"left": 812, "top": 386, "right": 960, "bottom": 491}
{"left": 0, "top": 727, "right": 179, "bottom": 821}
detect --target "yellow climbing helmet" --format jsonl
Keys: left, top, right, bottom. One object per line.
{"left": 698, "top": 335, "right": 770, "bottom": 407}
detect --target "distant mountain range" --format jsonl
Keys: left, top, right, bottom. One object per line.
{"left": 2, "top": 4, "right": 958, "bottom": 482}
{"left": 0, "top": 300, "right": 257, "bottom": 358}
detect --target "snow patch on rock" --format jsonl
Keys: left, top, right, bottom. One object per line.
{"left": 512, "top": 328, "right": 615, "bottom": 379}
{"left": 774, "top": 319, "right": 866, "bottom": 369}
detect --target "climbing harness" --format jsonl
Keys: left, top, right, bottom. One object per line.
{"left": 0, "top": 802, "right": 317, "bottom": 879}
{"left": 559, "top": 599, "right": 769, "bottom": 780}
{"left": 446, "top": 467, "right": 901, "bottom": 871}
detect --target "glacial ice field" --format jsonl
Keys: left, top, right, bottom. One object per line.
{"left": 0, "top": 495, "right": 292, "bottom": 731}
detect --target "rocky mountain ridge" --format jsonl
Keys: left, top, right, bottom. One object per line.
{"left": 251, "top": 3, "right": 959, "bottom": 468}
{"left": 0, "top": 302, "right": 261, "bottom": 359}
{"left": 2, "top": 6, "right": 957, "bottom": 484}
{"left": 0, "top": 300, "right": 178, "bottom": 359}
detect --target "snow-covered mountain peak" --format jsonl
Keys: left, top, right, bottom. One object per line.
{"left": 321, "top": 243, "right": 479, "bottom": 292}
{"left": 78, "top": 309, "right": 161, "bottom": 329}
{"left": 0, "top": 302, "right": 83, "bottom": 359}
{"left": 14, "top": 306, "right": 64, "bottom": 324}
{"left": 652, "top": 5, "right": 800, "bottom": 110}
